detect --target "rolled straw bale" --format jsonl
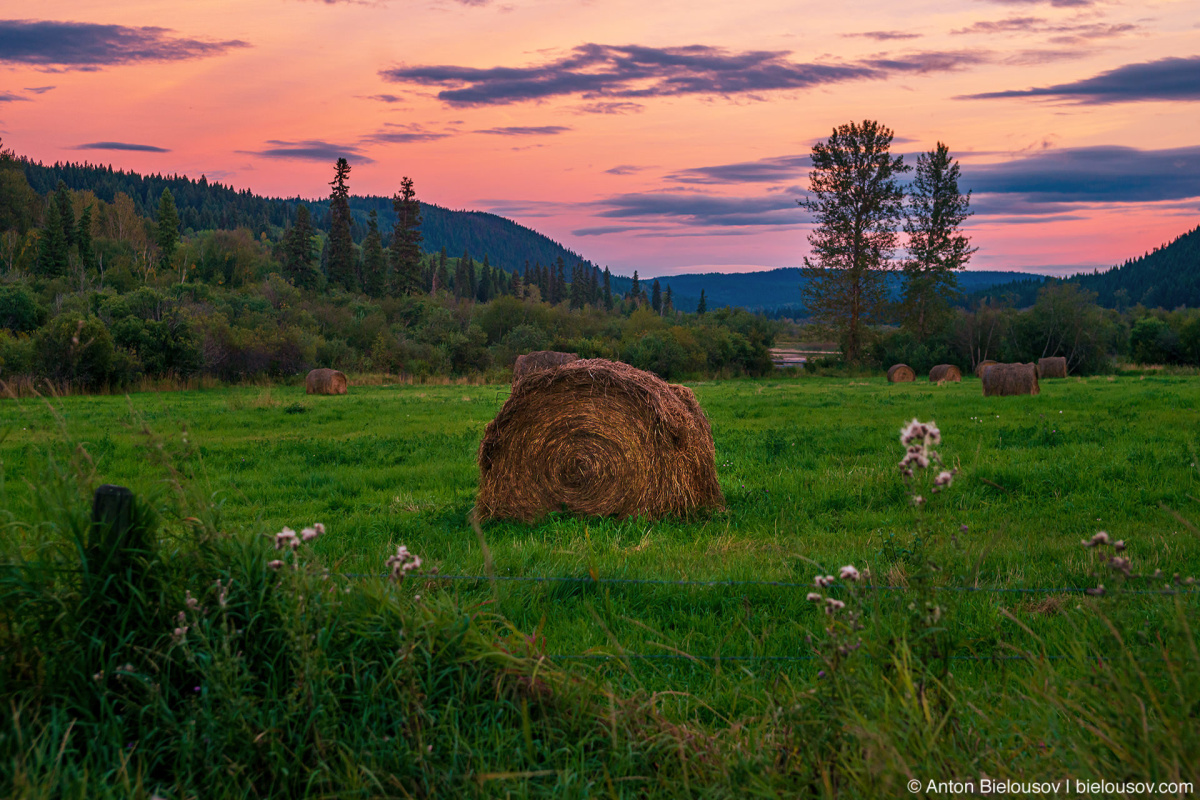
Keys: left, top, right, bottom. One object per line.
{"left": 305, "top": 368, "right": 347, "bottom": 395}
{"left": 477, "top": 358, "right": 724, "bottom": 522}
{"left": 929, "top": 364, "right": 963, "bottom": 383}
{"left": 512, "top": 350, "right": 580, "bottom": 383}
{"left": 981, "top": 362, "right": 1040, "bottom": 397}
{"left": 1037, "top": 356, "right": 1068, "bottom": 379}
{"left": 887, "top": 364, "right": 916, "bottom": 383}
{"left": 975, "top": 360, "right": 998, "bottom": 377}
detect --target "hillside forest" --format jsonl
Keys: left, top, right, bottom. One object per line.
{"left": 1, "top": 140, "right": 1199, "bottom": 391}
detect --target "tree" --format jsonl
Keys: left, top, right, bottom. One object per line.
{"left": 37, "top": 201, "right": 69, "bottom": 277}
{"left": 362, "top": 210, "right": 387, "bottom": 297}
{"left": 282, "top": 205, "right": 318, "bottom": 288}
{"left": 603, "top": 267, "right": 613, "bottom": 310}
{"left": 326, "top": 158, "right": 356, "bottom": 290}
{"left": 799, "top": 120, "right": 909, "bottom": 363}
{"left": 651, "top": 279, "right": 662, "bottom": 313}
{"left": 629, "top": 270, "right": 640, "bottom": 303}
{"left": 389, "top": 176, "right": 423, "bottom": 295}
{"left": 697, "top": 289, "right": 708, "bottom": 315}
{"left": 156, "top": 187, "right": 180, "bottom": 268}
{"left": 664, "top": 285, "right": 673, "bottom": 314}
{"left": 901, "top": 142, "right": 976, "bottom": 340}
{"left": 76, "top": 203, "right": 97, "bottom": 271}
{"left": 54, "top": 181, "right": 76, "bottom": 250}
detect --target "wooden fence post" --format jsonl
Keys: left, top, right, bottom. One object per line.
{"left": 90, "top": 484, "right": 134, "bottom": 562}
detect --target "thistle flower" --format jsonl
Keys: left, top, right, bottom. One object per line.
{"left": 838, "top": 565, "right": 860, "bottom": 582}
{"left": 172, "top": 626, "right": 188, "bottom": 643}
{"left": 301, "top": 527, "right": 319, "bottom": 542}
{"left": 386, "top": 544, "right": 422, "bottom": 581}
{"left": 813, "top": 575, "right": 836, "bottom": 588}
{"left": 824, "top": 598, "right": 846, "bottom": 615}
{"left": 1113, "top": 540, "right": 1126, "bottom": 552}
{"left": 1081, "top": 531, "right": 1110, "bottom": 548}
{"left": 1085, "top": 584, "right": 1106, "bottom": 597}
{"left": 933, "top": 471, "right": 954, "bottom": 488}
{"left": 1108, "top": 557, "right": 1132, "bottom": 576}
{"left": 806, "top": 592, "right": 823, "bottom": 602}
{"left": 314, "top": 523, "right": 325, "bottom": 536}
{"left": 267, "top": 560, "right": 285, "bottom": 571}
{"left": 185, "top": 591, "right": 199, "bottom": 610}
{"left": 274, "top": 527, "right": 298, "bottom": 550}
{"left": 912, "top": 495, "right": 926, "bottom": 506}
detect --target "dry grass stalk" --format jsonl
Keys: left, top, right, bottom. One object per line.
{"left": 305, "top": 368, "right": 348, "bottom": 395}
{"left": 477, "top": 358, "right": 725, "bottom": 522}
{"left": 1037, "top": 356, "right": 1068, "bottom": 379}
{"left": 981, "top": 362, "right": 1040, "bottom": 397}
{"left": 886, "top": 364, "right": 915, "bottom": 383}
{"left": 512, "top": 350, "right": 580, "bottom": 383}
{"left": 928, "top": 364, "right": 962, "bottom": 383}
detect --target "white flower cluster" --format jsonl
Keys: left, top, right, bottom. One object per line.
{"left": 898, "top": 418, "right": 941, "bottom": 477}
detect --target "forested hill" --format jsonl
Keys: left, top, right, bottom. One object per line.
{"left": 969, "top": 225, "right": 1200, "bottom": 309}
{"left": 20, "top": 159, "right": 599, "bottom": 276}
{"left": 659, "top": 267, "right": 1043, "bottom": 314}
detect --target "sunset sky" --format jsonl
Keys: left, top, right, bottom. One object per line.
{"left": 1, "top": 0, "right": 1197, "bottom": 277}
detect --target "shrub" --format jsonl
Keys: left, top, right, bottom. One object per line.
{"left": 0, "top": 283, "right": 44, "bottom": 332}
{"left": 34, "top": 314, "right": 117, "bottom": 388}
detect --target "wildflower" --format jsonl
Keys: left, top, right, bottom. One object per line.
{"left": 172, "top": 626, "right": 188, "bottom": 644}
{"left": 215, "top": 578, "right": 228, "bottom": 608}
{"left": 912, "top": 495, "right": 926, "bottom": 506}
{"left": 1113, "top": 540, "right": 1126, "bottom": 552}
{"left": 813, "top": 575, "right": 835, "bottom": 588}
{"left": 838, "top": 565, "right": 860, "bottom": 582}
{"left": 1108, "top": 557, "right": 1132, "bottom": 576}
{"left": 933, "top": 471, "right": 954, "bottom": 488}
{"left": 1085, "top": 584, "right": 1106, "bottom": 597}
{"left": 93, "top": 671, "right": 103, "bottom": 682}
{"left": 301, "top": 527, "right": 319, "bottom": 542}
{"left": 314, "top": 522, "right": 325, "bottom": 536}
{"left": 185, "top": 591, "right": 199, "bottom": 610}
{"left": 274, "top": 527, "right": 298, "bottom": 550}
{"left": 386, "top": 544, "right": 422, "bottom": 581}
{"left": 824, "top": 598, "right": 845, "bottom": 615}
{"left": 960, "top": 524, "right": 969, "bottom": 533}
{"left": 267, "top": 560, "right": 285, "bottom": 571}
{"left": 806, "top": 592, "right": 823, "bottom": 602}
{"left": 1081, "top": 531, "right": 1110, "bottom": 548}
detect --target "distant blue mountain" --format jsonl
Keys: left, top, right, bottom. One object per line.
{"left": 652, "top": 268, "right": 1048, "bottom": 315}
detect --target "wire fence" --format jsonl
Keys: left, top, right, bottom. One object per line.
{"left": 344, "top": 570, "right": 1200, "bottom": 597}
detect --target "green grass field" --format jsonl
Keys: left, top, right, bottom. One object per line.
{"left": 3, "top": 374, "right": 1199, "bottom": 797}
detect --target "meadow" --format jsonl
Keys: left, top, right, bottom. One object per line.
{"left": 2, "top": 373, "right": 1199, "bottom": 797}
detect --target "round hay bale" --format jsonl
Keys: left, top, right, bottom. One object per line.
{"left": 512, "top": 350, "right": 580, "bottom": 383}
{"left": 477, "top": 358, "right": 724, "bottom": 522}
{"left": 975, "top": 360, "right": 999, "bottom": 377}
{"left": 887, "top": 364, "right": 916, "bottom": 383}
{"left": 981, "top": 362, "right": 1040, "bottom": 397}
{"left": 305, "top": 368, "right": 347, "bottom": 395}
{"left": 1037, "top": 356, "right": 1068, "bottom": 379}
{"left": 929, "top": 364, "right": 962, "bottom": 383}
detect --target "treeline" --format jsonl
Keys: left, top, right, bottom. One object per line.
{"left": 14, "top": 156, "right": 601, "bottom": 277}
{"left": 0, "top": 145, "right": 772, "bottom": 390}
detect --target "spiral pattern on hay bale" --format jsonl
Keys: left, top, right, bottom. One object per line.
{"left": 1037, "top": 356, "right": 1068, "bottom": 379}
{"left": 929, "top": 364, "right": 962, "bottom": 383}
{"left": 477, "top": 359, "right": 724, "bottom": 522}
{"left": 306, "top": 368, "right": 347, "bottom": 395}
{"left": 981, "top": 363, "right": 1040, "bottom": 397}
{"left": 512, "top": 351, "right": 580, "bottom": 383}
{"left": 887, "top": 364, "right": 916, "bottom": 383}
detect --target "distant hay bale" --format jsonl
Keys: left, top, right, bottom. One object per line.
{"left": 976, "top": 360, "right": 999, "bottom": 377}
{"left": 929, "top": 364, "right": 962, "bottom": 383}
{"left": 887, "top": 364, "right": 915, "bottom": 383}
{"left": 512, "top": 350, "right": 580, "bottom": 383}
{"left": 981, "top": 363, "right": 1040, "bottom": 397}
{"left": 305, "top": 368, "right": 347, "bottom": 395}
{"left": 477, "top": 358, "right": 724, "bottom": 522}
{"left": 1038, "top": 356, "right": 1068, "bottom": 379}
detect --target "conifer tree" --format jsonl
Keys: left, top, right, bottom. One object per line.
{"left": 283, "top": 205, "right": 318, "bottom": 289}
{"left": 326, "top": 158, "right": 356, "bottom": 290}
{"left": 554, "top": 257, "right": 566, "bottom": 305}
{"left": 76, "top": 203, "right": 96, "bottom": 271}
{"left": 629, "top": 270, "right": 640, "bottom": 303}
{"left": 651, "top": 279, "right": 662, "bottom": 313}
{"left": 901, "top": 142, "right": 976, "bottom": 340}
{"left": 362, "top": 210, "right": 387, "bottom": 297}
{"left": 603, "top": 267, "right": 613, "bottom": 310}
{"left": 37, "top": 201, "right": 68, "bottom": 277}
{"left": 477, "top": 255, "right": 492, "bottom": 302}
{"left": 435, "top": 249, "right": 451, "bottom": 294}
{"left": 53, "top": 180, "right": 76, "bottom": 250}
{"left": 800, "top": 120, "right": 909, "bottom": 363}
{"left": 697, "top": 289, "right": 707, "bottom": 315}
{"left": 156, "top": 187, "right": 180, "bottom": 268}
{"left": 510, "top": 269, "right": 521, "bottom": 297}
{"left": 389, "top": 176, "right": 423, "bottom": 295}
{"left": 664, "top": 285, "right": 673, "bottom": 314}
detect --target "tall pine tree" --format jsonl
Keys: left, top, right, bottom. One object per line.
{"left": 362, "top": 210, "right": 387, "bottom": 297}
{"left": 283, "top": 204, "right": 318, "bottom": 288}
{"left": 603, "top": 267, "right": 613, "bottom": 310}
{"left": 800, "top": 120, "right": 909, "bottom": 363}
{"left": 651, "top": 279, "right": 662, "bottom": 313}
{"left": 37, "top": 201, "right": 68, "bottom": 277}
{"left": 389, "top": 176, "right": 423, "bottom": 295}
{"left": 76, "top": 203, "right": 96, "bottom": 271}
{"left": 326, "top": 158, "right": 356, "bottom": 290}
{"left": 156, "top": 187, "right": 180, "bottom": 268}
{"left": 901, "top": 142, "right": 976, "bottom": 340}
{"left": 53, "top": 180, "right": 76, "bottom": 250}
